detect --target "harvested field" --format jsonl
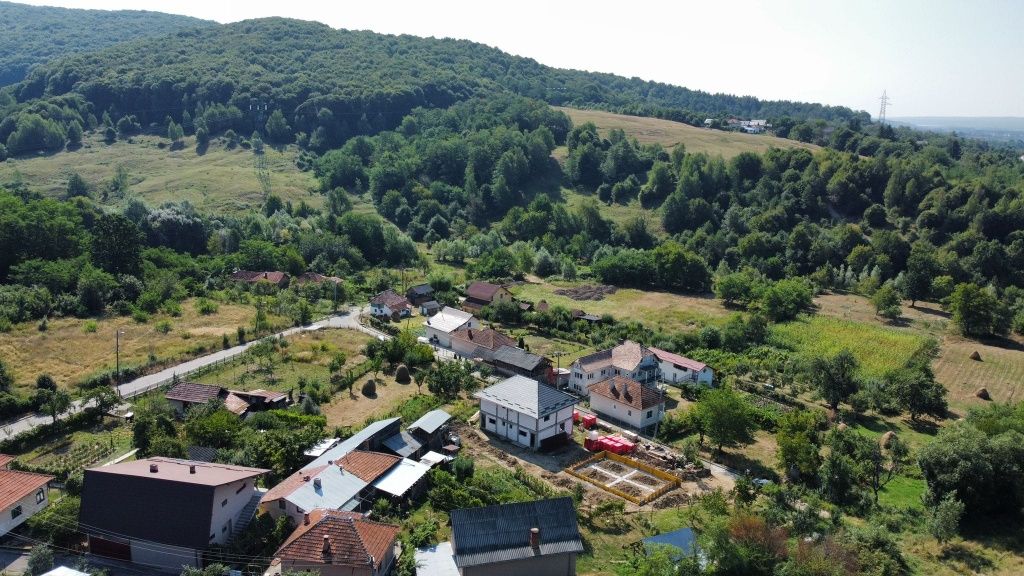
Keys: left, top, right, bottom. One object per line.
{"left": 553, "top": 284, "right": 618, "bottom": 301}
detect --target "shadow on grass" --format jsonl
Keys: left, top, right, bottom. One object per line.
{"left": 708, "top": 448, "right": 777, "bottom": 481}
{"left": 939, "top": 543, "right": 994, "bottom": 572}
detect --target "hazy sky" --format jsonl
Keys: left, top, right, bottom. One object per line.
{"left": 17, "top": 0, "right": 1024, "bottom": 117}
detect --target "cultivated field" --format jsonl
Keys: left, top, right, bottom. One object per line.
{"left": 554, "top": 107, "right": 821, "bottom": 159}
{"left": 934, "top": 336, "right": 1024, "bottom": 412}
{"left": 0, "top": 298, "right": 284, "bottom": 391}
{"left": 0, "top": 133, "right": 320, "bottom": 214}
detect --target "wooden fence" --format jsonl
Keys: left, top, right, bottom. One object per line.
{"left": 564, "top": 450, "right": 680, "bottom": 505}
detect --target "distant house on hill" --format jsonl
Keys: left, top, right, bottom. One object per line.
{"left": 229, "top": 270, "right": 290, "bottom": 289}
{"left": 292, "top": 272, "right": 343, "bottom": 286}
{"left": 587, "top": 376, "right": 665, "bottom": 433}
{"left": 462, "top": 281, "right": 513, "bottom": 313}
{"left": 268, "top": 509, "right": 401, "bottom": 576}
{"left": 649, "top": 347, "right": 713, "bottom": 386}
{"left": 406, "top": 283, "right": 435, "bottom": 306}
{"left": 369, "top": 289, "right": 410, "bottom": 319}
{"left": 567, "top": 340, "right": 658, "bottom": 395}
{"left": 165, "top": 382, "right": 225, "bottom": 415}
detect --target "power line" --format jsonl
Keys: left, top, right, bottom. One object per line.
{"left": 878, "top": 90, "right": 892, "bottom": 124}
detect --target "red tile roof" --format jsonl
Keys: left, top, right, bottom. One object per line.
{"left": 449, "top": 327, "right": 517, "bottom": 352}
{"left": 370, "top": 289, "right": 409, "bottom": 309}
{"left": 466, "top": 281, "right": 504, "bottom": 302}
{"left": 648, "top": 347, "right": 707, "bottom": 372}
{"left": 230, "top": 270, "right": 289, "bottom": 284}
{"left": 165, "top": 382, "right": 224, "bottom": 404}
{"left": 275, "top": 509, "right": 400, "bottom": 569}
{"left": 336, "top": 451, "right": 400, "bottom": 483}
{"left": 588, "top": 376, "right": 664, "bottom": 410}
{"left": 0, "top": 469, "right": 52, "bottom": 510}
{"left": 260, "top": 465, "right": 330, "bottom": 504}
{"left": 576, "top": 340, "right": 652, "bottom": 372}
{"left": 293, "top": 272, "right": 343, "bottom": 285}
{"left": 0, "top": 455, "right": 14, "bottom": 470}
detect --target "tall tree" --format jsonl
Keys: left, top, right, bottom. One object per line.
{"left": 91, "top": 213, "right": 144, "bottom": 276}
{"left": 693, "top": 386, "right": 756, "bottom": 452}
{"left": 810, "top": 349, "right": 859, "bottom": 410}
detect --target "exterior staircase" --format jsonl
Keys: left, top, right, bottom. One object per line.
{"left": 232, "top": 488, "right": 266, "bottom": 537}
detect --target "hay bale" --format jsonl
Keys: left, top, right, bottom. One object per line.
{"left": 976, "top": 387, "right": 991, "bottom": 400}
{"left": 970, "top": 350, "right": 982, "bottom": 361}
{"left": 836, "top": 423, "right": 848, "bottom": 432}
{"left": 395, "top": 364, "right": 411, "bottom": 384}
{"left": 880, "top": 431, "right": 896, "bottom": 448}
{"left": 362, "top": 379, "right": 377, "bottom": 397}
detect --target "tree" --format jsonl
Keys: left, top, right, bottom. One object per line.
{"left": 871, "top": 282, "right": 902, "bottom": 320}
{"left": 927, "top": 494, "right": 964, "bottom": 544}
{"left": 35, "top": 374, "right": 56, "bottom": 391}
{"left": 810, "top": 350, "right": 859, "bottom": 410}
{"left": 759, "top": 278, "right": 813, "bottom": 321}
{"left": 167, "top": 120, "right": 184, "bottom": 143}
{"left": 888, "top": 368, "right": 947, "bottom": 421}
{"left": 92, "top": 213, "right": 144, "bottom": 277}
{"left": 652, "top": 241, "right": 712, "bottom": 293}
{"left": 0, "top": 359, "right": 12, "bottom": 392}
{"left": 427, "top": 361, "right": 474, "bottom": 401}
{"left": 26, "top": 542, "right": 53, "bottom": 575}
{"left": 39, "top": 388, "right": 71, "bottom": 423}
{"left": 693, "top": 386, "right": 756, "bottom": 452}
{"left": 776, "top": 410, "right": 822, "bottom": 480}
{"left": 66, "top": 120, "right": 83, "bottom": 148}
{"left": 265, "top": 109, "right": 293, "bottom": 143}
{"left": 904, "top": 243, "right": 937, "bottom": 306}
{"left": 65, "top": 172, "right": 91, "bottom": 199}
{"left": 948, "top": 283, "right": 1009, "bottom": 338}
{"left": 864, "top": 434, "right": 909, "bottom": 505}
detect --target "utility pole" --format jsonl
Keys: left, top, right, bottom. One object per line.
{"left": 115, "top": 329, "right": 125, "bottom": 397}
{"left": 552, "top": 351, "right": 566, "bottom": 388}
{"left": 878, "top": 90, "right": 891, "bottom": 125}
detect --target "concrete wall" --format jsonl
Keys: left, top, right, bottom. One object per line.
{"left": 479, "top": 400, "right": 572, "bottom": 449}
{"left": 261, "top": 497, "right": 306, "bottom": 527}
{"left": 659, "top": 361, "right": 713, "bottom": 385}
{"left": 208, "top": 480, "right": 257, "bottom": 545}
{"left": 462, "top": 553, "right": 577, "bottom": 576}
{"left": 0, "top": 486, "right": 48, "bottom": 537}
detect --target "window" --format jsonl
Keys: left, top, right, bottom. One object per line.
{"left": 646, "top": 410, "right": 653, "bottom": 418}
{"left": 236, "top": 482, "right": 247, "bottom": 494}
{"left": 221, "top": 498, "right": 228, "bottom": 507}
{"left": 627, "top": 410, "right": 632, "bottom": 416}
{"left": 488, "top": 417, "right": 496, "bottom": 425}
{"left": 600, "top": 369, "right": 606, "bottom": 376}
{"left": 519, "top": 430, "right": 527, "bottom": 437}
{"left": 210, "top": 533, "right": 216, "bottom": 541}
{"left": 296, "top": 507, "right": 305, "bottom": 514}
{"left": 543, "top": 415, "right": 550, "bottom": 422}
{"left": 278, "top": 500, "right": 286, "bottom": 510}
{"left": 35, "top": 489, "right": 45, "bottom": 504}
{"left": 11, "top": 506, "right": 22, "bottom": 519}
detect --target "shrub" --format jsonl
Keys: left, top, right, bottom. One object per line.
{"left": 82, "top": 320, "right": 98, "bottom": 333}
{"left": 196, "top": 298, "right": 219, "bottom": 315}
{"left": 131, "top": 308, "right": 149, "bottom": 323}
{"left": 155, "top": 320, "right": 172, "bottom": 334}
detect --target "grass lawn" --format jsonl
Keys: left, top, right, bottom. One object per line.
{"left": 771, "top": 315, "right": 927, "bottom": 380}
{"left": 510, "top": 279, "right": 730, "bottom": 333}
{"left": 563, "top": 188, "right": 667, "bottom": 237}
{"left": 0, "top": 298, "right": 287, "bottom": 392}
{"left": 0, "top": 133, "right": 319, "bottom": 215}
{"left": 554, "top": 107, "right": 821, "bottom": 159}
{"left": 878, "top": 474, "right": 926, "bottom": 510}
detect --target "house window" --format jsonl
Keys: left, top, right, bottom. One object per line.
{"left": 628, "top": 410, "right": 632, "bottom": 416}
{"left": 296, "top": 506, "right": 305, "bottom": 514}
{"left": 543, "top": 415, "right": 550, "bottom": 422}
{"left": 646, "top": 410, "right": 653, "bottom": 418}
{"left": 600, "top": 369, "right": 606, "bottom": 376}
{"left": 210, "top": 534, "right": 216, "bottom": 541}
{"left": 11, "top": 506, "right": 21, "bottom": 519}
{"left": 488, "top": 417, "right": 496, "bottom": 425}
{"left": 221, "top": 499, "right": 228, "bottom": 507}
{"left": 278, "top": 500, "right": 286, "bottom": 510}
{"left": 236, "top": 482, "right": 247, "bottom": 494}
{"left": 518, "top": 430, "right": 527, "bottom": 437}
{"left": 35, "top": 489, "right": 45, "bottom": 504}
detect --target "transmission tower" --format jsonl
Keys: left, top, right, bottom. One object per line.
{"left": 878, "top": 90, "right": 892, "bottom": 124}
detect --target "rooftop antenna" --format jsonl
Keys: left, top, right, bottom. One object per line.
{"left": 878, "top": 90, "right": 892, "bottom": 124}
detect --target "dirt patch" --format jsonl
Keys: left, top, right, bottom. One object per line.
{"left": 652, "top": 491, "right": 691, "bottom": 509}
{"left": 602, "top": 460, "right": 629, "bottom": 475}
{"left": 633, "top": 473, "right": 662, "bottom": 488}
{"left": 616, "top": 483, "right": 644, "bottom": 498}
{"left": 554, "top": 284, "right": 618, "bottom": 301}
{"left": 583, "top": 467, "right": 613, "bottom": 484}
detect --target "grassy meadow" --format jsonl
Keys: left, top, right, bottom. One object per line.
{"left": 0, "top": 132, "right": 320, "bottom": 214}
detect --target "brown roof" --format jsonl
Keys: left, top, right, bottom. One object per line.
{"left": 230, "top": 270, "right": 289, "bottom": 284}
{"left": 275, "top": 509, "right": 400, "bottom": 569}
{"left": 466, "top": 281, "right": 504, "bottom": 303}
{"left": 165, "top": 382, "right": 224, "bottom": 405}
{"left": 0, "top": 455, "right": 14, "bottom": 470}
{"left": 648, "top": 347, "right": 708, "bottom": 371}
{"left": 449, "top": 327, "right": 517, "bottom": 352}
{"left": 293, "top": 272, "right": 342, "bottom": 285}
{"left": 588, "top": 376, "right": 664, "bottom": 410}
{"left": 370, "top": 289, "right": 409, "bottom": 309}
{"left": 576, "top": 340, "right": 652, "bottom": 372}
{"left": 336, "top": 451, "right": 401, "bottom": 482}
{"left": 0, "top": 469, "right": 52, "bottom": 510}
{"left": 86, "top": 457, "right": 267, "bottom": 487}
{"left": 224, "top": 393, "right": 249, "bottom": 415}
{"left": 261, "top": 465, "right": 330, "bottom": 504}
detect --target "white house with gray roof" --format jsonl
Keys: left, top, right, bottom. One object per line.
{"left": 475, "top": 375, "right": 577, "bottom": 450}
{"left": 424, "top": 306, "right": 478, "bottom": 348}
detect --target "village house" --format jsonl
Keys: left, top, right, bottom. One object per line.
{"left": 420, "top": 300, "right": 442, "bottom": 316}
{"left": 449, "top": 496, "right": 585, "bottom": 576}
{"left": 649, "top": 347, "right": 714, "bottom": 386}
{"left": 491, "top": 345, "right": 554, "bottom": 383}
{"left": 405, "top": 283, "right": 436, "bottom": 306}
{"left": 424, "top": 306, "right": 478, "bottom": 348}
{"left": 229, "top": 270, "right": 290, "bottom": 289}
{"left": 224, "top": 389, "right": 290, "bottom": 416}
{"left": 292, "top": 272, "right": 343, "bottom": 286}
{"left": 166, "top": 382, "right": 289, "bottom": 417}
{"left": 449, "top": 327, "right": 517, "bottom": 362}
{"left": 79, "top": 457, "right": 268, "bottom": 570}
{"left": 165, "top": 382, "right": 225, "bottom": 415}
{"left": 475, "top": 375, "right": 577, "bottom": 450}
{"left": 567, "top": 340, "right": 659, "bottom": 396}
{"left": 0, "top": 454, "right": 53, "bottom": 538}
{"left": 587, "top": 376, "right": 666, "bottom": 433}
{"left": 369, "top": 289, "right": 411, "bottom": 319}
{"left": 462, "top": 281, "right": 513, "bottom": 313}
{"left": 305, "top": 418, "right": 401, "bottom": 471}
{"left": 407, "top": 409, "right": 453, "bottom": 453}
{"left": 266, "top": 509, "right": 401, "bottom": 576}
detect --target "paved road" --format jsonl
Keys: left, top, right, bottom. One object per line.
{"left": 1, "top": 307, "right": 372, "bottom": 440}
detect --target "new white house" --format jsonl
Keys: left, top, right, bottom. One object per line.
{"left": 587, "top": 376, "right": 665, "bottom": 433}
{"left": 568, "top": 340, "right": 659, "bottom": 396}
{"left": 649, "top": 347, "right": 714, "bottom": 386}
{"left": 423, "top": 306, "right": 478, "bottom": 348}
{"left": 475, "top": 375, "right": 577, "bottom": 450}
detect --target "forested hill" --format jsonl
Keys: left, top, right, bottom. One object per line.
{"left": 0, "top": 1, "right": 214, "bottom": 87}
{"left": 6, "top": 17, "right": 863, "bottom": 148}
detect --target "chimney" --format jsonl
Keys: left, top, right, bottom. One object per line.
{"left": 149, "top": 463, "right": 159, "bottom": 473}
{"left": 313, "top": 477, "right": 322, "bottom": 489}
{"left": 610, "top": 380, "right": 618, "bottom": 397}
{"left": 303, "top": 475, "right": 311, "bottom": 482}
{"left": 529, "top": 527, "right": 540, "bottom": 548}
{"left": 303, "top": 513, "right": 310, "bottom": 526}
{"left": 322, "top": 535, "right": 332, "bottom": 556}
{"left": 468, "top": 329, "right": 473, "bottom": 340}
{"left": 189, "top": 465, "right": 196, "bottom": 474}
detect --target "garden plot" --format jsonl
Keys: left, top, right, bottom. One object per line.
{"left": 567, "top": 451, "right": 679, "bottom": 505}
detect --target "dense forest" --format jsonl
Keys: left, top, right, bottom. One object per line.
{"left": 0, "top": 1, "right": 214, "bottom": 86}
{"left": 0, "top": 17, "right": 865, "bottom": 159}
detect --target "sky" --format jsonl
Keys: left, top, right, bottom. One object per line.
{"left": 17, "top": 0, "right": 1024, "bottom": 117}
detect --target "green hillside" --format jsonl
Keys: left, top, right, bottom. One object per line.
{"left": 0, "top": 1, "right": 214, "bottom": 86}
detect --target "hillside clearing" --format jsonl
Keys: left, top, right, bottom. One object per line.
{"left": 0, "top": 133, "right": 319, "bottom": 214}
{"left": 555, "top": 107, "right": 821, "bottom": 159}
{"left": 934, "top": 336, "right": 1024, "bottom": 412}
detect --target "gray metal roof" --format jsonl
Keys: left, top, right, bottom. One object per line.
{"left": 474, "top": 375, "right": 577, "bottom": 419}
{"left": 408, "top": 409, "right": 452, "bottom": 435}
{"left": 450, "top": 497, "right": 584, "bottom": 568}
{"left": 492, "top": 346, "right": 547, "bottom": 371}
{"left": 415, "top": 542, "right": 460, "bottom": 576}
{"left": 285, "top": 465, "right": 367, "bottom": 512}
{"left": 371, "top": 458, "right": 431, "bottom": 497}
{"left": 383, "top": 431, "right": 423, "bottom": 458}
{"left": 304, "top": 417, "right": 400, "bottom": 470}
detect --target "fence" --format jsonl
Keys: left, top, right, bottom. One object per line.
{"left": 564, "top": 450, "right": 680, "bottom": 505}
